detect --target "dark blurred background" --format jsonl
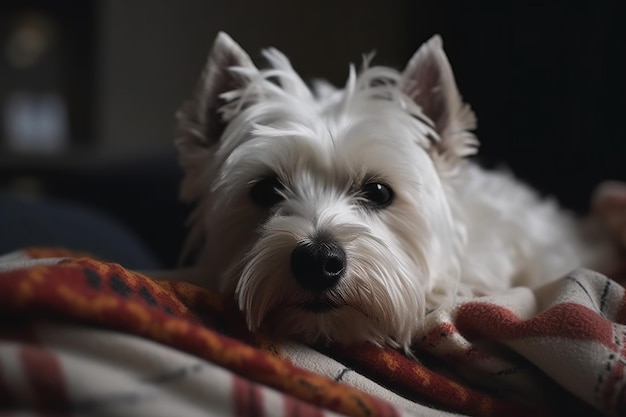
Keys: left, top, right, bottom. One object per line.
{"left": 0, "top": 0, "right": 624, "bottom": 268}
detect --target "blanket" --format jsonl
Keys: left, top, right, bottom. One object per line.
{"left": 0, "top": 248, "right": 624, "bottom": 416}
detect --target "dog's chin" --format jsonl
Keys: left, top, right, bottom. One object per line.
{"left": 260, "top": 304, "right": 400, "bottom": 348}
{"left": 298, "top": 299, "right": 341, "bottom": 313}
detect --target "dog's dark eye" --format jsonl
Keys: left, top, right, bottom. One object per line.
{"left": 250, "top": 176, "right": 284, "bottom": 208}
{"left": 362, "top": 182, "right": 393, "bottom": 208}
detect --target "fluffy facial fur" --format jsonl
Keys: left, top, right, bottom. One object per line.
{"left": 176, "top": 33, "right": 596, "bottom": 350}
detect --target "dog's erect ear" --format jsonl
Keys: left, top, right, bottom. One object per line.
{"left": 176, "top": 32, "right": 257, "bottom": 204}
{"left": 400, "top": 35, "right": 478, "bottom": 160}
{"left": 177, "top": 32, "right": 256, "bottom": 148}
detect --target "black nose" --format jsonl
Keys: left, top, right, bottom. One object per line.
{"left": 290, "top": 240, "right": 347, "bottom": 291}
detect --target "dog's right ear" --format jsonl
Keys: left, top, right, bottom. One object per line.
{"left": 177, "top": 32, "right": 256, "bottom": 149}
{"left": 176, "top": 32, "right": 256, "bottom": 203}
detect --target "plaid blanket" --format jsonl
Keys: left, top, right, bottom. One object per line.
{"left": 0, "top": 248, "right": 623, "bottom": 416}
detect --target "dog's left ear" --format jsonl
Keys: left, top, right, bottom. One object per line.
{"left": 400, "top": 35, "right": 478, "bottom": 161}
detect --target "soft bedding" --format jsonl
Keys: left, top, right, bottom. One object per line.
{"left": 0, "top": 248, "right": 623, "bottom": 416}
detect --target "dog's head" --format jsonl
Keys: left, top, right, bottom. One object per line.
{"left": 176, "top": 33, "right": 477, "bottom": 349}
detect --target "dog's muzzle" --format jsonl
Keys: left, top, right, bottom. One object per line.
{"left": 290, "top": 239, "right": 346, "bottom": 291}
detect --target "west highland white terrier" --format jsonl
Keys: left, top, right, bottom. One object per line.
{"left": 175, "top": 32, "right": 614, "bottom": 350}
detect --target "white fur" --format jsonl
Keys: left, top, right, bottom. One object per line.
{"left": 175, "top": 32, "right": 600, "bottom": 350}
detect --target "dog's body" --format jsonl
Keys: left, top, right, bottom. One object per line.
{"left": 175, "top": 33, "right": 608, "bottom": 350}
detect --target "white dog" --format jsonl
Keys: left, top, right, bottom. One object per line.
{"left": 174, "top": 32, "right": 612, "bottom": 350}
